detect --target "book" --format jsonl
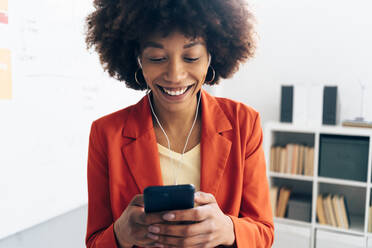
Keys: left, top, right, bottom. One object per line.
{"left": 303, "top": 147, "right": 309, "bottom": 176}
{"left": 304, "top": 147, "right": 314, "bottom": 176}
{"left": 279, "top": 147, "right": 287, "bottom": 173}
{"left": 270, "top": 147, "right": 275, "bottom": 172}
{"left": 342, "top": 120, "right": 372, "bottom": 129}
{"left": 332, "top": 195, "right": 342, "bottom": 228}
{"left": 270, "top": 186, "right": 279, "bottom": 217}
{"left": 325, "top": 194, "right": 337, "bottom": 227}
{"left": 339, "top": 195, "right": 350, "bottom": 229}
{"left": 369, "top": 206, "right": 372, "bottom": 232}
{"left": 316, "top": 195, "right": 327, "bottom": 224}
{"left": 277, "top": 187, "right": 291, "bottom": 218}
{"left": 291, "top": 144, "right": 299, "bottom": 174}
{"left": 286, "top": 144, "right": 294, "bottom": 174}
{"left": 298, "top": 145, "right": 305, "bottom": 175}
{"left": 275, "top": 147, "right": 282, "bottom": 172}
{"left": 322, "top": 194, "right": 331, "bottom": 225}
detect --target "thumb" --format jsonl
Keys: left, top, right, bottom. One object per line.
{"left": 194, "top": 191, "right": 216, "bottom": 205}
{"left": 129, "top": 194, "right": 144, "bottom": 207}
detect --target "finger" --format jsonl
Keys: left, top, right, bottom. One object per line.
{"left": 148, "top": 218, "right": 212, "bottom": 237}
{"left": 194, "top": 191, "right": 216, "bottom": 205}
{"left": 151, "top": 230, "right": 216, "bottom": 247}
{"left": 143, "top": 212, "right": 167, "bottom": 225}
{"left": 134, "top": 210, "right": 168, "bottom": 226}
{"left": 160, "top": 206, "right": 209, "bottom": 223}
{"left": 129, "top": 194, "right": 145, "bottom": 207}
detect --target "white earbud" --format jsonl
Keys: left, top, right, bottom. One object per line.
{"left": 208, "top": 54, "right": 212, "bottom": 67}
{"left": 137, "top": 57, "right": 142, "bottom": 68}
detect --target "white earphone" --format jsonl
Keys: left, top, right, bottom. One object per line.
{"left": 137, "top": 57, "right": 142, "bottom": 68}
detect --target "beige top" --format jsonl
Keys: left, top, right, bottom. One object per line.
{"left": 157, "top": 143, "right": 201, "bottom": 191}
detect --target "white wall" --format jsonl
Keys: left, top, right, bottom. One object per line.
{"left": 219, "top": 0, "right": 372, "bottom": 126}
{"left": 1, "top": 0, "right": 372, "bottom": 246}
{"left": 0, "top": 0, "right": 143, "bottom": 240}
{"left": 0, "top": 205, "right": 87, "bottom": 248}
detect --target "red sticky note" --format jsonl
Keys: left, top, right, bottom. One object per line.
{"left": 0, "top": 12, "right": 8, "bottom": 24}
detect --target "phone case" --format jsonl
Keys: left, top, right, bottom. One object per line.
{"left": 144, "top": 184, "right": 195, "bottom": 213}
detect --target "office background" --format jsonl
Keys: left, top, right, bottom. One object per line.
{"left": 0, "top": 0, "right": 371, "bottom": 247}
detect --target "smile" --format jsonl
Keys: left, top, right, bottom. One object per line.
{"left": 157, "top": 84, "right": 194, "bottom": 96}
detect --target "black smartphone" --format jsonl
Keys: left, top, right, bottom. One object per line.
{"left": 144, "top": 184, "right": 195, "bottom": 213}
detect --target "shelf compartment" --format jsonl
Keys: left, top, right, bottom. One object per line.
{"left": 273, "top": 222, "right": 311, "bottom": 248}
{"left": 318, "top": 134, "right": 369, "bottom": 182}
{"left": 318, "top": 182, "right": 366, "bottom": 232}
{"left": 315, "top": 215, "right": 365, "bottom": 235}
{"left": 271, "top": 178, "right": 312, "bottom": 223}
{"left": 315, "top": 229, "right": 366, "bottom": 248}
{"left": 272, "top": 131, "right": 315, "bottom": 147}
{"left": 369, "top": 189, "right": 372, "bottom": 233}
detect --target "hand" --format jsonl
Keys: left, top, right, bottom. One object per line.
{"left": 114, "top": 194, "right": 165, "bottom": 248}
{"left": 145, "top": 191, "right": 236, "bottom": 248}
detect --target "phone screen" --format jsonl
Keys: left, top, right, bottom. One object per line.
{"left": 144, "top": 184, "right": 195, "bottom": 213}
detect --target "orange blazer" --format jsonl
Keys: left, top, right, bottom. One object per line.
{"left": 86, "top": 90, "right": 274, "bottom": 248}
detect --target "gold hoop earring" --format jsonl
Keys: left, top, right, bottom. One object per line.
{"left": 205, "top": 66, "right": 216, "bottom": 84}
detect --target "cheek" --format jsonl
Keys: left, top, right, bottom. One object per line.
{"left": 141, "top": 69, "right": 157, "bottom": 85}
{"left": 197, "top": 67, "right": 209, "bottom": 83}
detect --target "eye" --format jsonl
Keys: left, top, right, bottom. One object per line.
{"left": 149, "top": 57, "right": 166, "bottom": 62}
{"left": 184, "top": 57, "right": 200, "bottom": 63}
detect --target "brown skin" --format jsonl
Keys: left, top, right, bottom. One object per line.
{"left": 114, "top": 32, "right": 235, "bottom": 247}
{"left": 114, "top": 192, "right": 235, "bottom": 248}
{"left": 140, "top": 31, "right": 207, "bottom": 153}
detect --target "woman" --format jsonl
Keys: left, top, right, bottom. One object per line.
{"left": 85, "top": 0, "right": 274, "bottom": 247}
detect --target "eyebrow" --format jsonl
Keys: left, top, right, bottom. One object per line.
{"left": 142, "top": 41, "right": 204, "bottom": 50}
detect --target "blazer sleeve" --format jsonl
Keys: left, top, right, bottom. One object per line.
{"left": 228, "top": 113, "right": 274, "bottom": 248}
{"left": 85, "top": 121, "right": 121, "bottom": 248}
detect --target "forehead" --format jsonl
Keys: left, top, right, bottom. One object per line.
{"left": 141, "top": 31, "right": 206, "bottom": 51}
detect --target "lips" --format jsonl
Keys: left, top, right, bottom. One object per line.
{"left": 157, "top": 84, "right": 194, "bottom": 96}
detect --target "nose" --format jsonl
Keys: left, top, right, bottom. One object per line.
{"left": 163, "top": 58, "right": 187, "bottom": 83}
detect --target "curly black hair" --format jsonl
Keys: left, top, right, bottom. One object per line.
{"left": 85, "top": 0, "right": 256, "bottom": 90}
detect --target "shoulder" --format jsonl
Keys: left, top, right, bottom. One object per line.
{"left": 213, "top": 96, "right": 260, "bottom": 128}
{"left": 95, "top": 104, "right": 133, "bottom": 124}
{"left": 91, "top": 102, "right": 138, "bottom": 135}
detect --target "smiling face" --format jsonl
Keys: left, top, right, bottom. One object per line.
{"left": 139, "top": 31, "right": 210, "bottom": 115}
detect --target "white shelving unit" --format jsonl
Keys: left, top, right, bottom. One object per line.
{"left": 264, "top": 122, "right": 372, "bottom": 248}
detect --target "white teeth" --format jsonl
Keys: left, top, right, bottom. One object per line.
{"left": 162, "top": 86, "right": 188, "bottom": 96}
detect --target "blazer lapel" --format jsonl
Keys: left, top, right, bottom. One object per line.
{"left": 121, "top": 95, "right": 163, "bottom": 193}
{"left": 200, "top": 90, "right": 232, "bottom": 195}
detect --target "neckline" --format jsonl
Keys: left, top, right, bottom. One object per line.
{"left": 157, "top": 143, "right": 200, "bottom": 157}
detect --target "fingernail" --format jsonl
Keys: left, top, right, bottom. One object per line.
{"left": 163, "top": 213, "right": 175, "bottom": 221}
{"left": 147, "top": 233, "right": 159, "bottom": 240}
{"left": 148, "top": 225, "right": 160, "bottom": 233}
{"left": 194, "top": 192, "right": 201, "bottom": 198}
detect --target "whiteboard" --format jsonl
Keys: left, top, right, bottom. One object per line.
{"left": 0, "top": 0, "right": 142, "bottom": 239}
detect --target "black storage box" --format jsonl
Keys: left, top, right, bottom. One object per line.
{"left": 318, "top": 134, "right": 369, "bottom": 182}
{"left": 287, "top": 195, "right": 312, "bottom": 222}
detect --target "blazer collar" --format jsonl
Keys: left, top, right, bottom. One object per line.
{"left": 122, "top": 94, "right": 153, "bottom": 139}
{"left": 122, "top": 90, "right": 233, "bottom": 195}
{"left": 199, "top": 90, "right": 232, "bottom": 195}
